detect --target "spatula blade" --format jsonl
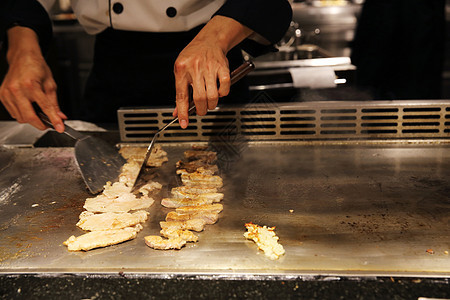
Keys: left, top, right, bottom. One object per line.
{"left": 74, "top": 136, "right": 126, "bottom": 194}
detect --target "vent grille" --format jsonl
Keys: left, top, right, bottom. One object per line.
{"left": 118, "top": 100, "right": 450, "bottom": 142}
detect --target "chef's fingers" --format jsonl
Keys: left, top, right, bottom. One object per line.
{"left": 24, "top": 80, "right": 64, "bottom": 133}
{"left": 172, "top": 107, "right": 178, "bottom": 118}
{"left": 175, "top": 75, "right": 190, "bottom": 129}
{"left": 218, "top": 66, "right": 231, "bottom": 98}
{"left": 205, "top": 70, "right": 219, "bottom": 110}
{"left": 0, "top": 89, "right": 20, "bottom": 120}
{"left": 27, "top": 81, "right": 61, "bottom": 131}
{"left": 15, "top": 92, "right": 47, "bottom": 131}
{"left": 192, "top": 74, "right": 208, "bottom": 116}
{"left": 43, "top": 77, "right": 66, "bottom": 132}
{"left": 2, "top": 81, "right": 47, "bottom": 130}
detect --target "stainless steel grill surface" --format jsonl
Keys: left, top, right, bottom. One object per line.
{"left": 0, "top": 100, "right": 449, "bottom": 277}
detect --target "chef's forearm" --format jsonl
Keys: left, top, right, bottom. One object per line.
{"left": 194, "top": 15, "right": 253, "bottom": 54}
{"left": 6, "top": 26, "right": 43, "bottom": 64}
{"left": 1, "top": 0, "right": 53, "bottom": 55}
{"left": 214, "top": 0, "right": 292, "bottom": 56}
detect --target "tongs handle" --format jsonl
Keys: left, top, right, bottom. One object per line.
{"left": 33, "top": 103, "right": 85, "bottom": 140}
{"left": 230, "top": 61, "right": 255, "bottom": 85}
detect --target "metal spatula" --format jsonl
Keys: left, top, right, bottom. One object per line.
{"left": 131, "top": 61, "right": 255, "bottom": 192}
{"left": 38, "top": 113, "right": 126, "bottom": 194}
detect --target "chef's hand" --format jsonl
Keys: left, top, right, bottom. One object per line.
{"left": 0, "top": 27, "right": 66, "bottom": 133}
{"left": 173, "top": 16, "right": 252, "bottom": 129}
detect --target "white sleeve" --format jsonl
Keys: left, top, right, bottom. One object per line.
{"left": 36, "top": 0, "right": 58, "bottom": 14}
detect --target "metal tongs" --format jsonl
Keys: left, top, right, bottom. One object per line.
{"left": 131, "top": 61, "right": 255, "bottom": 192}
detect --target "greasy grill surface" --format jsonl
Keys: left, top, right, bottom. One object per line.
{"left": 0, "top": 143, "right": 449, "bottom": 277}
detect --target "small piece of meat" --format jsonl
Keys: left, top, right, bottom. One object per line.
{"left": 176, "top": 167, "right": 217, "bottom": 176}
{"left": 63, "top": 224, "right": 143, "bottom": 251}
{"left": 120, "top": 144, "right": 167, "bottom": 161}
{"left": 181, "top": 173, "right": 223, "bottom": 188}
{"left": 161, "top": 197, "right": 213, "bottom": 208}
{"left": 176, "top": 160, "right": 219, "bottom": 175}
{"left": 176, "top": 203, "right": 223, "bottom": 214}
{"left": 84, "top": 193, "right": 154, "bottom": 213}
{"left": 146, "top": 156, "right": 169, "bottom": 167}
{"left": 244, "top": 222, "right": 285, "bottom": 260}
{"left": 119, "top": 145, "right": 168, "bottom": 167}
{"left": 102, "top": 181, "right": 132, "bottom": 198}
{"left": 139, "top": 181, "right": 162, "bottom": 196}
{"left": 160, "top": 219, "right": 206, "bottom": 232}
{"left": 171, "top": 186, "right": 218, "bottom": 195}
{"left": 166, "top": 211, "right": 219, "bottom": 225}
{"left": 76, "top": 210, "right": 149, "bottom": 231}
{"left": 176, "top": 159, "right": 218, "bottom": 173}
{"left": 118, "top": 161, "right": 141, "bottom": 186}
{"left": 170, "top": 190, "right": 224, "bottom": 202}
{"left": 183, "top": 150, "right": 217, "bottom": 163}
{"left": 160, "top": 228, "right": 199, "bottom": 242}
{"left": 144, "top": 235, "right": 186, "bottom": 250}
{"left": 191, "top": 144, "right": 209, "bottom": 151}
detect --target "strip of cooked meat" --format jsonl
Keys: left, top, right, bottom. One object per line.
{"left": 160, "top": 219, "right": 206, "bottom": 232}
{"left": 160, "top": 228, "right": 199, "bottom": 242}
{"left": 161, "top": 197, "right": 213, "bottom": 208}
{"left": 77, "top": 210, "right": 148, "bottom": 231}
{"left": 171, "top": 186, "right": 218, "bottom": 194}
{"left": 170, "top": 190, "right": 224, "bottom": 202}
{"left": 176, "top": 159, "right": 218, "bottom": 173}
{"left": 191, "top": 145, "right": 209, "bottom": 151}
{"left": 176, "top": 167, "right": 217, "bottom": 176}
{"left": 84, "top": 194, "right": 154, "bottom": 213}
{"left": 144, "top": 235, "right": 186, "bottom": 250}
{"left": 181, "top": 173, "right": 223, "bottom": 188}
{"left": 76, "top": 210, "right": 148, "bottom": 231}
{"left": 183, "top": 150, "right": 217, "bottom": 163}
{"left": 166, "top": 211, "right": 219, "bottom": 225}
{"left": 175, "top": 203, "right": 223, "bottom": 214}
{"left": 63, "top": 224, "right": 143, "bottom": 251}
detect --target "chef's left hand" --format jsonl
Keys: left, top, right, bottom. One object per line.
{"left": 173, "top": 16, "right": 252, "bottom": 129}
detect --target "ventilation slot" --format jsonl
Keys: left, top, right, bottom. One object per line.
{"left": 163, "top": 132, "right": 198, "bottom": 138}
{"left": 320, "top": 108, "right": 356, "bottom": 136}
{"left": 320, "top": 130, "right": 356, "bottom": 135}
{"left": 123, "top": 113, "right": 158, "bottom": 118}
{"left": 124, "top": 126, "right": 159, "bottom": 132}
{"left": 240, "top": 110, "right": 276, "bottom": 115}
{"left": 403, "top": 107, "right": 441, "bottom": 112}
{"left": 280, "top": 110, "right": 316, "bottom": 114}
{"left": 362, "top": 108, "right": 399, "bottom": 113}
{"left": 201, "top": 118, "right": 236, "bottom": 123}
{"left": 124, "top": 119, "right": 159, "bottom": 125}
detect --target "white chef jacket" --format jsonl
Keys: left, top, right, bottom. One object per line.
{"left": 38, "top": 0, "right": 226, "bottom": 34}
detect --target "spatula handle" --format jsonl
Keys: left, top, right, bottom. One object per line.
{"left": 36, "top": 111, "right": 85, "bottom": 141}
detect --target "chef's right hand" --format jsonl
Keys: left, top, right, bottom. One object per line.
{"left": 0, "top": 26, "right": 66, "bottom": 133}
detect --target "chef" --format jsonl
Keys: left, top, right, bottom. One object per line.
{"left": 0, "top": 0, "right": 292, "bottom": 132}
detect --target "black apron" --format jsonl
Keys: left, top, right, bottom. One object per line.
{"left": 78, "top": 25, "right": 249, "bottom": 123}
